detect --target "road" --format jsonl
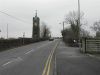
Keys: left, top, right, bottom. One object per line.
{"left": 0, "top": 40, "right": 59, "bottom": 75}
{"left": 0, "top": 40, "right": 100, "bottom": 75}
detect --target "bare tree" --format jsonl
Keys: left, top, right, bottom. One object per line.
{"left": 40, "top": 22, "right": 50, "bottom": 39}
{"left": 91, "top": 20, "right": 100, "bottom": 32}
{"left": 65, "top": 11, "right": 86, "bottom": 39}
{"left": 62, "top": 11, "right": 90, "bottom": 45}
{"left": 65, "top": 11, "right": 84, "bottom": 26}
{"left": 91, "top": 20, "right": 100, "bottom": 37}
{"left": 81, "top": 28, "right": 90, "bottom": 37}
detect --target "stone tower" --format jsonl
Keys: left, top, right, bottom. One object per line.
{"left": 32, "top": 11, "right": 40, "bottom": 39}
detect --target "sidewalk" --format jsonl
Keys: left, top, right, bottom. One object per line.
{"left": 86, "top": 53, "right": 100, "bottom": 60}
{"left": 56, "top": 41, "right": 100, "bottom": 75}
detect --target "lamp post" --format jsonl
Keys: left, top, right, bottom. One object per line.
{"left": 59, "top": 21, "right": 65, "bottom": 31}
{"left": 59, "top": 21, "right": 65, "bottom": 40}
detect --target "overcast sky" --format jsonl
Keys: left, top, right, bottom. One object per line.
{"left": 0, "top": 0, "right": 100, "bottom": 38}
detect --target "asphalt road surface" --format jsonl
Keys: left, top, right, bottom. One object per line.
{"left": 0, "top": 40, "right": 100, "bottom": 75}
{"left": 0, "top": 40, "right": 59, "bottom": 75}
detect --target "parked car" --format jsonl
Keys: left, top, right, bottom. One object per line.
{"left": 49, "top": 38, "right": 54, "bottom": 41}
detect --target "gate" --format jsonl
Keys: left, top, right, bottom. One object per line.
{"left": 81, "top": 38, "right": 100, "bottom": 53}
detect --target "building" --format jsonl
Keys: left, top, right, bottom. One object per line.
{"left": 32, "top": 11, "right": 40, "bottom": 39}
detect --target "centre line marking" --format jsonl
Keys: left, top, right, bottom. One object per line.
{"left": 42, "top": 41, "right": 59, "bottom": 75}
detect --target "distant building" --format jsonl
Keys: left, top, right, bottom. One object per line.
{"left": 32, "top": 11, "right": 40, "bottom": 39}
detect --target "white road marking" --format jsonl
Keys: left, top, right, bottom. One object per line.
{"left": 2, "top": 41, "right": 53, "bottom": 67}
{"left": 37, "top": 42, "right": 52, "bottom": 49}
{"left": 16, "top": 57, "right": 23, "bottom": 61}
{"left": 26, "top": 42, "right": 53, "bottom": 55}
{"left": 25, "top": 42, "right": 52, "bottom": 55}
{"left": 2, "top": 61, "right": 13, "bottom": 66}
{"left": 25, "top": 49, "right": 35, "bottom": 54}
{"left": 2, "top": 57, "right": 22, "bottom": 67}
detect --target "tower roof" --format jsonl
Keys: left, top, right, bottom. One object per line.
{"left": 35, "top": 10, "right": 37, "bottom": 17}
{"left": 33, "top": 10, "right": 40, "bottom": 20}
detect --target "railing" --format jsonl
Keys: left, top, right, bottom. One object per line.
{"left": 81, "top": 38, "right": 100, "bottom": 53}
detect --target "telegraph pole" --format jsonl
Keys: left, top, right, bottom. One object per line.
{"left": 78, "top": 0, "right": 81, "bottom": 48}
{"left": 0, "top": 29, "right": 1, "bottom": 38}
{"left": 78, "top": 0, "right": 80, "bottom": 41}
{"left": 7, "top": 24, "right": 8, "bottom": 39}
{"left": 63, "top": 22, "right": 65, "bottom": 31}
{"left": 23, "top": 32, "right": 25, "bottom": 45}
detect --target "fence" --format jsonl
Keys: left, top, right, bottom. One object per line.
{"left": 81, "top": 38, "right": 100, "bottom": 53}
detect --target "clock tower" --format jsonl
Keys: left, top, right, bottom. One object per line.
{"left": 32, "top": 11, "right": 40, "bottom": 39}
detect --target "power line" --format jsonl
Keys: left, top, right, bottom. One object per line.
{"left": 0, "top": 10, "right": 31, "bottom": 24}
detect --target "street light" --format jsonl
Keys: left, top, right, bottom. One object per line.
{"left": 59, "top": 21, "right": 65, "bottom": 40}
{"left": 59, "top": 21, "right": 65, "bottom": 31}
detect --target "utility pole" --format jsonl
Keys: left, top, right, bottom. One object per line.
{"left": 0, "top": 29, "right": 1, "bottom": 39}
{"left": 7, "top": 24, "right": 8, "bottom": 39}
{"left": 78, "top": 0, "right": 81, "bottom": 48}
{"left": 78, "top": 0, "right": 80, "bottom": 40}
{"left": 23, "top": 32, "right": 25, "bottom": 45}
{"left": 63, "top": 22, "right": 65, "bottom": 31}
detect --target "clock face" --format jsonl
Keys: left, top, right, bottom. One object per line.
{"left": 34, "top": 23, "right": 37, "bottom": 26}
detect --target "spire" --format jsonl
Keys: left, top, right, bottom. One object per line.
{"left": 35, "top": 10, "right": 37, "bottom": 17}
